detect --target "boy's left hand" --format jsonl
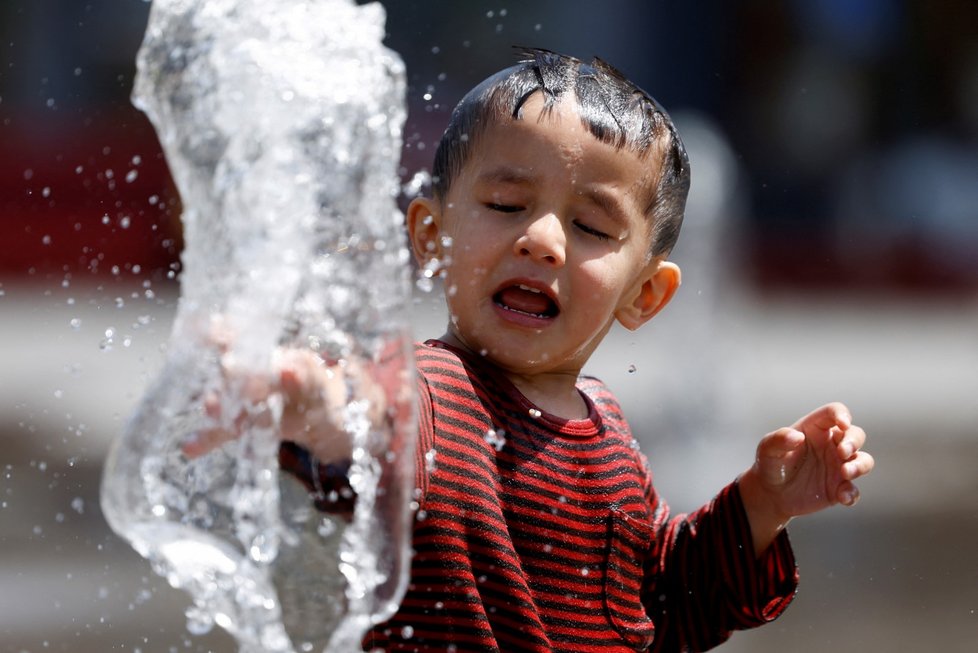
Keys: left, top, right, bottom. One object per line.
{"left": 739, "top": 402, "right": 875, "bottom": 553}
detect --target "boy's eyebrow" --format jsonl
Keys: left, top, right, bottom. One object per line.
{"left": 577, "top": 186, "right": 630, "bottom": 225}
{"left": 475, "top": 166, "right": 536, "bottom": 188}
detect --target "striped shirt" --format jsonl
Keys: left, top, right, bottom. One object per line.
{"left": 284, "top": 340, "right": 798, "bottom": 651}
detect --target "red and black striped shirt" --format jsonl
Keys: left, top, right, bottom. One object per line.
{"left": 285, "top": 340, "right": 798, "bottom": 651}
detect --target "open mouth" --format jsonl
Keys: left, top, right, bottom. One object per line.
{"left": 493, "top": 283, "right": 560, "bottom": 319}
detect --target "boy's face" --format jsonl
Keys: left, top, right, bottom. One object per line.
{"left": 409, "top": 93, "right": 679, "bottom": 380}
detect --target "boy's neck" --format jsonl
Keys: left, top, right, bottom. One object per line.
{"left": 436, "top": 331, "right": 590, "bottom": 420}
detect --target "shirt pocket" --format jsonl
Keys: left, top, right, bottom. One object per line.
{"left": 604, "top": 508, "right": 655, "bottom": 650}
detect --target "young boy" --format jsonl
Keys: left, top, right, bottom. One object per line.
{"left": 191, "top": 49, "right": 874, "bottom": 652}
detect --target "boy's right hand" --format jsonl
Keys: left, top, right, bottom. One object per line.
{"left": 181, "top": 347, "right": 361, "bottom": 462}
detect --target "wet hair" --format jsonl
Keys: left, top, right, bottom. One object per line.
{"left": 431, "top": 47, "right": 691, "bottom": 257}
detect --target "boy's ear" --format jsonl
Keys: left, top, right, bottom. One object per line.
{"left": 615, "top": 260, "right": 681, "bottom": 331}
{"left": 405, "top": 196, "right": 441, "bottom": 266}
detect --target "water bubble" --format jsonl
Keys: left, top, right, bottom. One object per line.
{"left": 185, "top": 605, "right": 215, "bottom": 635}
{"left": 99, "top": 327, "right": 115, "bottom": 351}
{"left": 420, "top": 257, "right": 440, "bottom": 279}
{"left": 401, "top": 170, "right": 431, "bottom": 198}
{"left": 317, "top": 518, "right": 336, "bottom": 537}
{"left": 484, "top": 428, "right": 506, "bottom": 452}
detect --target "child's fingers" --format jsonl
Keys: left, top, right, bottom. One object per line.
{"left": 836, "top": 424, "right": 867, "bottom": 460}
{"left": 836, "top": 480, "right": 860, "bottom": 506}
{"left": 181, "top": 425, "right": 233, "bottom": 458}
{"left": 793, "top": 401, "right": 852, "bottom": 433}
{"left": 841, "top": 450, "right": 875, "bottom": 482}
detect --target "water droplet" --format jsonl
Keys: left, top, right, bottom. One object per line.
{"left": 401, "top": 625, "right": 414, "bottom": 639}
{"left": 581, "top": 567, "right": 590, "bottom": 576}
{"left": 125, "top": 169, "right": 139, "bottom": 183}
{"left": 71, "top": 497, "right": 85, "bottom": 514}
{"left": 185, "top": 605, "right": 214, "bottom": 635}
{"left": 484, "top": 428, "right": 506, "bottom": 452}
{"left": 317, "top": 518, "right": 336, "bottom": 537}
{"left": 528, "top": 408, "right": 542, "bottom": 419}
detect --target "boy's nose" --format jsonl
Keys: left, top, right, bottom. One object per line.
{"left": 515, "top": 213, "right": 566, "bottom": 266}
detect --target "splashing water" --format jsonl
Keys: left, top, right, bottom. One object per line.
{"left": 99, "top": 1, "right": 415, "bottom": 651}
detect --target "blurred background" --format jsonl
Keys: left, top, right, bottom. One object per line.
{"left": 1, "top": 0, "right": 976, "bottom": 651}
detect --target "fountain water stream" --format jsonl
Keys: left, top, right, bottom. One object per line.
{"left": 99, "top": 1, "right": 415, "bottom": 651}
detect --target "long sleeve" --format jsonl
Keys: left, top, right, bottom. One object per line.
{"left": 645, "top": 480, "right": 798, "bottom": 652}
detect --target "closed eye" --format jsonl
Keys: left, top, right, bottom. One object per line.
{"left": 574, "top": 221, "right": 611, "bottom": 241}
{"left": 486, "top": 203, "right": 523, "bottom": 213}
